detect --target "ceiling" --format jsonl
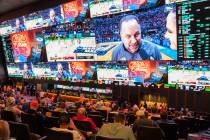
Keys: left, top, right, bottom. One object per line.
{"left": 0, "top": 0, "right": 40, "bottom": 16}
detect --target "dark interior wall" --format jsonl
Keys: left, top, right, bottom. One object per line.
{"left": 0, "top": 0, "right": 71, "bottom": 22}
{"left": 112, "top": 86, "right": 210, "bottom": 112}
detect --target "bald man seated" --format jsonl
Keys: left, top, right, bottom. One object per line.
{"left": 72, "top": 107, "right": 97, "bottom": 132}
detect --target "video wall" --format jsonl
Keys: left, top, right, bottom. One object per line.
{"left": 6, "top": 60, "right": 168, "bottom": 85}
{"left": 0, "top": 0, "right": 89, "bottom": 35}
{"left": 1, "top": 0, "right": 210, "bottom": 91}
{"left": 55, "top": 84, "right": 112, "bottom": 94}
{"left": 168, "top": 61, "right": 210, "bottom": 91}
{"left": 7, "top": 61, "right": 97, "bottom": 81}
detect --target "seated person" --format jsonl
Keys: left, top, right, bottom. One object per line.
{"left": 53, "top": 102, "right": 67, "bottom": 113}
{"left": 0, "top": 120, "right": 10, "bottom": 140}
{"left": 4, "top": 96, "right": 22, "bottom": 122}
{"left": 72, "top": 107, "right": 97, "bottom": 133}
{"left": 97, "top": 113, "right": 136, "bottom": 140}
{"left": 133, "top": 111, "right": 158, "bottom": 134}
{"left": 157, "top": 112, "right": 175, "bottom": 124}
{"left": 51, "top": 114, "right": 85, "bottom": 140}
{"left": 27, "top": 100, "right": 45, "bottom": 134}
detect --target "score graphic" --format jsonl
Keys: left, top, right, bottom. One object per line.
{"left": 177, "top": 0, "right": 210, "bottom": 60}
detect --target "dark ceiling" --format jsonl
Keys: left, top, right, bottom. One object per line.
{"left": 0, "top": 0, "right": 40, "bottom": 16}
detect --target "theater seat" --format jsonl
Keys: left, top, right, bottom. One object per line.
{"left": 21, "top": 112, "right": 44, "bottom": 135}
{"left": 44, "top": 128, "right": 73, "bottom": 140}
{"left": 88, "top": 114, "right": 103, "bottom": 128}
{"left": 45, "top": 116, "right": 59, "bottom": 128}
{"left": 95, "top": 135, "right": 125, "bottom": 140}
{"left": 73, "top": 120, "right": 92, "bottom": 132}
{"left": 1, "top": 110, "right": 16, "bottom": 122}
{"left": 137, "top": 126, "right": 165, "bottom": 140}
{"left": 8, "top": 121, "right": 46, "bottom": 140}
{"left": 159, "top": 123, "right": 178, "bottom": 140}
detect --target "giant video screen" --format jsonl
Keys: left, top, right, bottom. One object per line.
{"left": 28, "top": 61, "right": 96, "bottom": 81}
{"left": 7, "top": 63, "right": 23, "bottom": 78}
{"left": 0, "top": 0, "right": 89, "bottom": 36}
{"left": 89, "top": 0, "right": 164, "bottom": 18}
{"left": 31, "top": 63, "right": 52, "bottom": 79}
{"left": 23, "top": 6, "right": 64, "bottom": 30}
{"left": 128, "top": 60, "right": 168, "bottom": 84}
{"left": 10, "top": 29, "right": 46, "bottom": 63}
{"left": 168, "top": 61, "right": 210, "bottom": 86}
{"left": 0, "top": 18, "right": 25, "bottom": 36}
{"left": 44, "top": 31, "right": 96, "bottom": 61}
{"left": 62, "top": 0, "right": 89, "bottom": 23}
{"left": 97, "top": 61, "right": 129, "bottom": 82}
{"left": 92, "top": 3, "right": 177, "bottom": 61}
{"left": 69, "top": 61, "right": 97, "bottom": 82}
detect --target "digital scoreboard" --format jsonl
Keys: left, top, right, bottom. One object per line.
{"left": 177, "top": 0, "right": 210, "bottom": 60}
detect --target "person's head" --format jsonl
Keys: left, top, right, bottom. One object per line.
{"left": 77, "top": 107, "right": 86, "bottom": 116}
{"left": 160, "top": 111, "right": 167, "bottom": 120}
{"left": 6, "top": 96, "right": 16, "bottom": 107}
{"left": 15, "top": 19, "right": 20, "bottom": 28}
{"left": 120, "top": 15, "right": 141, "bottom": 53}
{"left": 30, "top": 100, "right": 39, "bottom": 110}
{"left": 165, "top": 10, "right": 177, "bottom": 50}
{"left": 49, "top": 9, "right": 56, "bottom": 22}
{"left": 23, "top": 64, "right": 28, "bottom": 71}
{"left": 136, "top": 110, "right": 145, "bottom": 119}
{"left": 57, "top": 63, "right": 63, "bottom": 74}
{"left": 59, "top": 114, "right": 70, "bottom": 128}
{"left": 133, "top": 104, "right": 139, "bottom": 112}
{"left": 60, "top": 102, "right": 66, "bottom": 109}
{"left": 0, "top": 120, "right": 10, "bottom": 140}
{"left": 31, "top": 47, "right": 37, "bottom": 57}
{"left": 114, "top": 113, "right": 126, "bottom": 125}
{"left": 68, "top": 63, "right": 72, "bottom": 74}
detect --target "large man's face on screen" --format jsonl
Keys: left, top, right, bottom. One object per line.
{"left": 165, "top": 12, "right": 177, "bottom": 50}
{"left": 16, "top": 19, "right": 20, "bottom": 28}
{"left": 50, "top": 10, "right": 56, "bottom": 22}
{"left": 120, "top": 19, "right": 141, "bottom": 53}
{"left": 58, "top": 64, "right": 63, "bottom": 74}
{"left": 24, "top": 64, "right": 28, "bottom": 71}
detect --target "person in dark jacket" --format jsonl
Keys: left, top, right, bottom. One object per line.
{"left": 112, "top": 15, "right": 161, "bottom": 61}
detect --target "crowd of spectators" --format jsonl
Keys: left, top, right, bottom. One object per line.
{"left": 0, "top": 84, "right": 209, "bottom": 140}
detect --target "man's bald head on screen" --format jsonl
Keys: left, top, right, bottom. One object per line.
{"left": 119, "top": 15, "right": 141, "bottom": 54}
